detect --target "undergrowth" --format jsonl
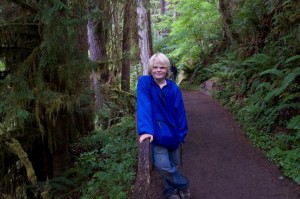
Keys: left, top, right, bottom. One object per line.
{"left": 211, "top": 50, "right": 300, "bottom": 184}
{"left": 46, "top": 116, "right": 137, "bottom": 199}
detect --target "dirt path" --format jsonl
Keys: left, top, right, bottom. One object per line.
{"left": 147, "top": 90, "right": 300, "bottom": 199}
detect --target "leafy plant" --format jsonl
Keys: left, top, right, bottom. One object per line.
{"left": 0, "top": 60, "right": 4, "bottom": 70}
{"left": 47, "top": 116, "right": 137, "bottom": 199}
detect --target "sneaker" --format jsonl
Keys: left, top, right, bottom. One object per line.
{"left": 167, "top": 194, "right": 181, "bottom": 199}
{"left": 179, "top": 189, "right": 191, "bottom": 199}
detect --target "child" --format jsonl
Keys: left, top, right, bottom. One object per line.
{"left": 136, "top": 53, "right": 191, "bottom": 199}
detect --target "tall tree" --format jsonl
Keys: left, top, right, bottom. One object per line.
{"left": 160, "top": 0, "right": 166, "bottom": 14}
{"left": 137, "top": 0, "right": 153, "bottom": 75}
{"left": 121, "top": 0, "right": 134, "bottom": 91}
{"left": 87, "top": 0, "right": 108, "bottom": 111}
{"left": 219, "top": 0, "right": 234, "bottom": 49}
{"left": 159, "top": 0, "right": 172, "bottom": 36}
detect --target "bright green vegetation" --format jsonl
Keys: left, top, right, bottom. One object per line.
{"left": 154, "top": 0, "right": 300, "bottom": 185}
{"left": 0, "top": 61, "right": 4, "bottom": 70}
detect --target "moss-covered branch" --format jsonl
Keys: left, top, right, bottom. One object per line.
{"left": 5, "top": 138, "right": 37, "bottom": 186}
{"left": 0, "top": 125, "right": 37, "bottom": 187}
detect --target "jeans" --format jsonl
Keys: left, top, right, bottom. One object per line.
{"left": 152, "top": 144, "right": 189, "bottom": 197}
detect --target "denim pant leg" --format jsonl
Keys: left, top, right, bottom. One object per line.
{"left": 152, "top": 145, "right": 189, "bottom": 197}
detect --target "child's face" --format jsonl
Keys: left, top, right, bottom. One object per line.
{"left": 151, "top": 65, "right": 167, "bottom": 81}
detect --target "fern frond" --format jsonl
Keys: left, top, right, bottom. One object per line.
{"left": 285, "top": 55, "right": 300, "bottom": 64}
{"left": 265, "top": 67, "right": 300, "bottom": 102}
{"left": 260, "top": 68, "right": 283, "bottom": 77}
{"left": 287, "top": 115, "right": 300, "bottom": 130}
{"left": 255, "top": 82, "right": 271, "bottom": 91}
{"left": 50, "top": 176, "right": 75, "bottom": 187}
{"left": 241, "top": 53, "right": 273, "bottom": 68}
{"left": 49, "top": 176, "right": 76, "bottom": 192}
{"left": 231, "top": 68, "right": 244, "bottom": 77}
{"left": 238, "top": 101, "right": 264, "bottom": 119}
{"left": 62, "top": 167, "right": 80, "bottom": 177}
{"left": 239, "top": 68, "right": 257, "bottom": 78}
{"left": 279, "top": 93, "right": 300, "bottom": 104}
{"left": 276, "top": 103, "right": 300, "bottom": 112}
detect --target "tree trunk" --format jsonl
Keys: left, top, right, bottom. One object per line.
{"left": 88, "top": 22, "right": 103, "bottom": 111}
{"left": 131, "top": 0, "right": 141, "bottom": 77}
{"left": 137, "top": 0, "right": 152, "bottom": 75}
{"left": 159, "top": 0, "right": 172, "bottom": 37}
{"left": 73, "top": 0, "right": 94, "bottom": 135}
{"left": 87, "top": 0, "right": 108, "bottom": 111}
{"left": 147, "top": 8, "right": 153, "bottom": 55}
{"left": 160, "top": 0, "right": 166, "bottom": 14}
{"left": 48, "top": 112, "right": 71, "bottom": 177}
{"left": 219, "top": 0, "right": 234, "bottom": 49}
{"left": 121, "top": 0, "right": 133, "bottom": 92}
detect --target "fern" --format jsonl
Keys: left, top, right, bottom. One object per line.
{"left": 282, "top": 148, "right": 300, "bottom": 184}
{"left": 265, "top": 67, "right": 300, "bottom": 102}
{"left": 284, "top": 55, "right": 300, "bottom": 64}
{"left": 278, "top": 93, "right": 300, "bottom": 104}
{"left": 238, "top": 100, "right": 265, "bottom": 121}
{"left": 287, "top": 115, "right": 300, "bottom": 130}
{"left": 259, "top": 68, "right": 283, "bottom": 77}
{"left": 241, "top": 53, "right": 273, "bottom": 68}
{"left": 54, "top": 116, "right": 138, "bottom": 199}
{"left": 49, "top": 176, "right": 76, "bottom": 192}
{"left": 268, "top": 137, "right": 300, "bottom": 185}
{"left": 276, "top": 103, "right": 300, "bottom": 112}
{"left": 255, "top": 82, "right": 271, "bottom": 91}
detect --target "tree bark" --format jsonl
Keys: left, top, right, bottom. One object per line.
{"left": 121, "top": 0, "right": 133, "bottom": 92}
{"left": 219, "top": 0, "right": 234, "bottom": 49}
{"left": 76, "top": 0, "right": 88, "bottom": 54}
{"left": 137, "top": 0, "right": 152, "bottom": 75}
{"left": 87, "top": 0, "right": 108, "bottom": 111}
{"left": 159, "top": 0, "right": 172, "bottom": 37}
{"left": 132, "top": 139, "right": 151, "bottom": 199}
{"left": 160, "top": 0, "right": 166, "bottom": 14}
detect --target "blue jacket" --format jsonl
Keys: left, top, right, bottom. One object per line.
{"left": 136, "top": 75, "right": 188, "bottom": 149}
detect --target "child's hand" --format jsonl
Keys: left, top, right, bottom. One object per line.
{"left": 139, "top": 134, "right": 153, "bottom": 143}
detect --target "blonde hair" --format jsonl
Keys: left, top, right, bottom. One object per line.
{"left": 148, "top": 53, "right": 171, "bottom": 78}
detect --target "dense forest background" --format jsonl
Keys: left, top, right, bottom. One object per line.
{"left": 0, "top": 0, "right": 299, "bottom": 198}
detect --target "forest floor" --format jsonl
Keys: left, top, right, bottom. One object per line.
{"left": 145, "top": 90, "right": 300, "bottom": 199}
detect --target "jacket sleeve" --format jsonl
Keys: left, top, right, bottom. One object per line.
{"left": 136, "top": 76, "right": 154, "bottom": 135}
{"left": 174, "top": 86, "right": 188, "bottom": 142}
